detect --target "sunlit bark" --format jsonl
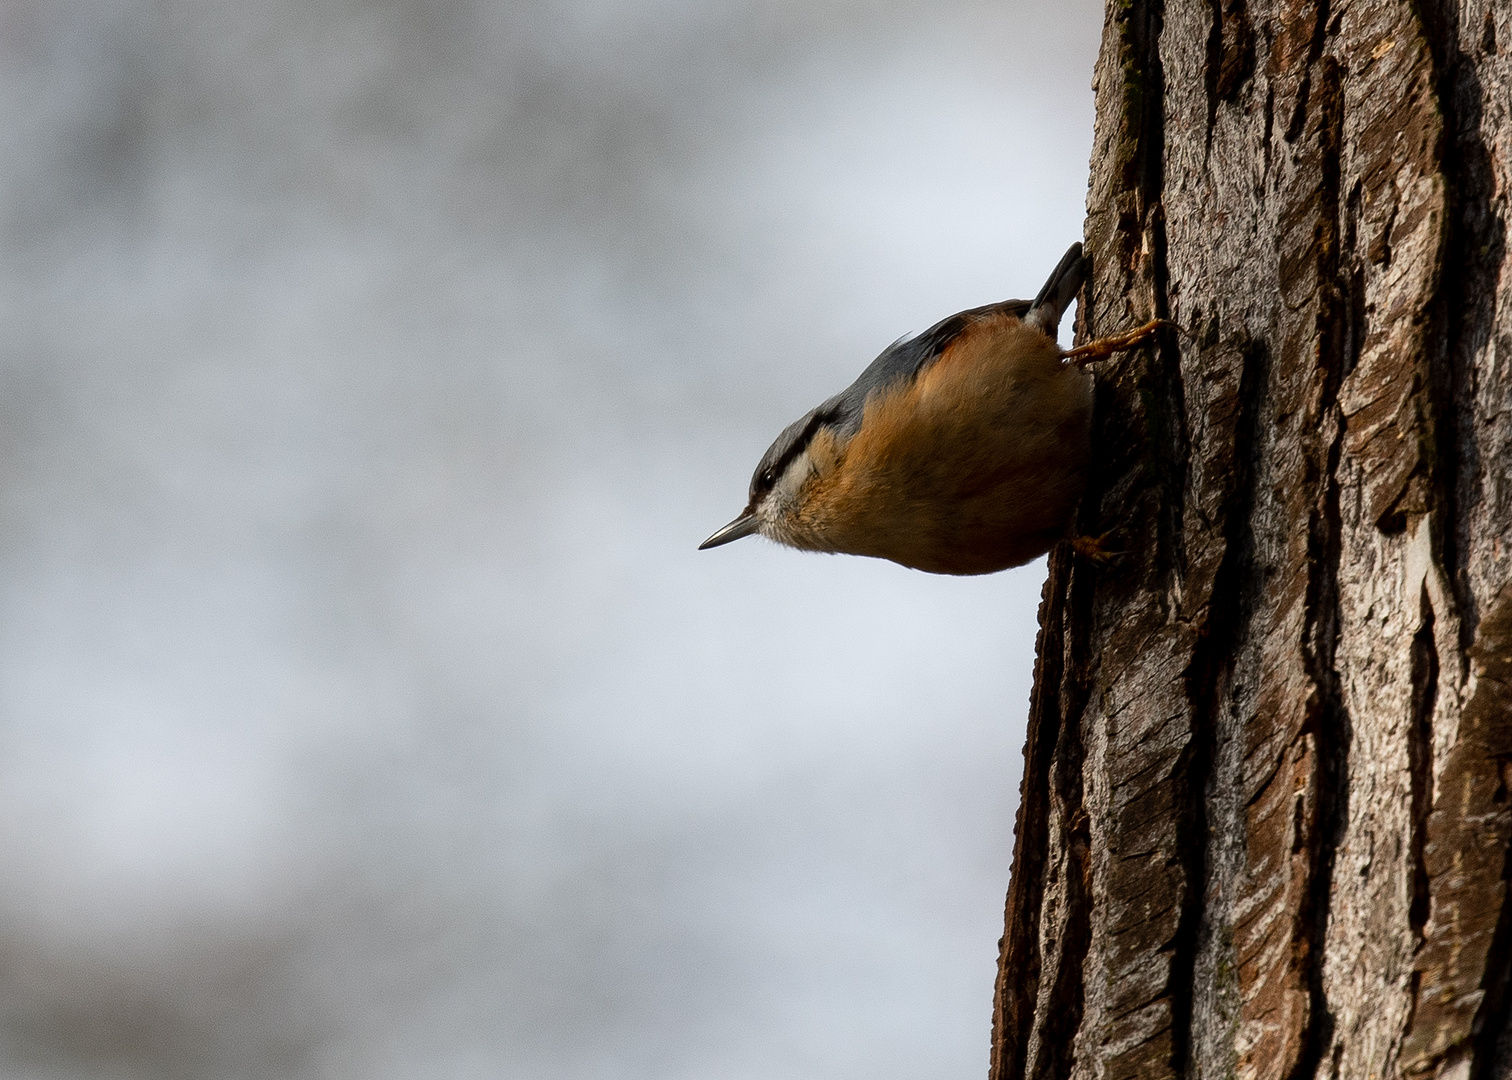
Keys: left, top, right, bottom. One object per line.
{"left": 990, "top": 1, "right": 1512, "bottom": 1077}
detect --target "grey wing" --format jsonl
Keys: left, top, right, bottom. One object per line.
{"left": 819, "top": 297, "right": 1033, "bottom": 437}
{"left": 745, "top": 297, "right": 1028, "bottom": 502}
{"left": 745, "top": 246, "right": 1084, "bottom": 503}
{"left": 822, "top": 243, "right": 1085, "bottom": 435}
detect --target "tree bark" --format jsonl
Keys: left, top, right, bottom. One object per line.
{"left": 989, "top": 1, "right": 1512, "bottom": 1078}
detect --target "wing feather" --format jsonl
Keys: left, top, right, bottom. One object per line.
{"left": 820, "top": 298, "right": 1032, "bottom": 437}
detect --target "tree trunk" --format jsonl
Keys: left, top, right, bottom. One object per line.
{"left": 989, "top": 0, "right": 1512, "bottom": 1078}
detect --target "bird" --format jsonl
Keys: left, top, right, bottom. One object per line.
{"left": 698, "top": 243, "right": 1168, "bottom": 575}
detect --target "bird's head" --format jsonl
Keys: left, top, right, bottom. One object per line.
{"left": 699, "top": 403, "right": 842, "bottom": 551}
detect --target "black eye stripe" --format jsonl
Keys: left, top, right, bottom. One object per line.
{"left": 748, "top": 398, "right": 846, "bottom": 505}
{"left": 763, "top": 411, "right": 829, "bottom": 488}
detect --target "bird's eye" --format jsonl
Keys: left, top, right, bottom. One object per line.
{"left": 760, "top": 470, "right": 775, "bottom": 488}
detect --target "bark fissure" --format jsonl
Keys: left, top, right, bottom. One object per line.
{"left": 992, "top": 559, "right": 1071, "bottom": 1080}
{"left": 1411, "top": 0, "right": 1504, "bottom": 656}
{"left": 1026, "top": 512, "right": 1104, "bottom": 1080}
{"left": 1203, "top": 0, "right": 1256, "bottom": 154}
{"left": 1408, "top": 584, "right": 1439, "bottom": 940}
{"left": 1470, "top": 820, "right": 1512, "bottom": 1080}
{"left": 1173, "top": 337, "right": 1266, "bottom": 1079}
{"left": 1467, "top": 594, "right": 1512, "bottom": 1080}
{"left": 1030, "top": 797, "right": 1093, "bottom": 1080}
{"left": 1286, "top": 50, "right": 1349, "bottom": 1080}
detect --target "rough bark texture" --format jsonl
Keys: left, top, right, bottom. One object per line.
{"left": 989, "top": 1, "right": 1512, "bottom": 1078}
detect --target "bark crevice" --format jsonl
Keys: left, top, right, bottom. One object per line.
{"left": 1408, "top": 584, "right": 1439, "bottom": 940}
{"left": 991, "top": 557, "right": 1071, "bottom": 1080}
{"left": 1470, "top": 838, "right": 1512, "bottom": 1080}
{"left": 1027, "top": 553, "right": 1097, "bottom": 1080}
{"left": 1468, "top": 592, "right": 1512, "bottom": 1080}
{"left": 1173, "top": 335, "right": 1266, "bottom": 1079}
{"left": 1286, "top": 49, "right": 1349, "bottom": 1080}
{"left": 1412, "top": 0, "right": 1505, "bottom": 653}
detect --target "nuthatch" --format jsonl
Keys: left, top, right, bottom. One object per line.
{"left": 699, "top": 243, "right": 1167, "bottom": 575}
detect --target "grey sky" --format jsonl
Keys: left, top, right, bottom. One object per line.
{"left": 0, "top": 0, "right": 1101, "bottom": 1075}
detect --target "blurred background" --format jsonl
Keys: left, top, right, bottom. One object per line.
{"left": 0, "top": 0, "right": 1101, "bottom": 1076}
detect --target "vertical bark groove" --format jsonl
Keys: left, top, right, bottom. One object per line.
{"left": 1172, "top": 336, "right": 1266, "bottom": 1077}
{"left": 1412, "top": 0, "right": 1505, "bottom": 654}
{"left": 1475, "top": 844, "right": 1512, "bottom": 1080}
{"left": 1408, "top": 585, "right": 1439, "bottom": 940}
{"left": 1464, "top": 592, "right": 1512, "bottom": 1080}
{"left": 1468, "top": 840, "right": 1512, "bottom": 1080}
{"left": 992, "top": 557, "right": 1071, "bottom": 1080}
{"left": 1029, "top": 564, "right": 1095, "bottom": 1080}
{"left": 1289, "top": 53, "right": 1348, "bottom": 1080}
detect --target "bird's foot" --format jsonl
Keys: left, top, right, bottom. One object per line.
{"left": 1063, "top": 319, "right": 1178, "bottom": 367}
{"left": 1068, "top": 531, "right": 1124, "bottom": 565}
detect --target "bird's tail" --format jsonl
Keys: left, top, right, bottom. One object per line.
{"left": 1023, "top": 242, "right": 1087, "bottom": 337}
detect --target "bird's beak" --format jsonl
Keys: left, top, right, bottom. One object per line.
{"left": 699, "top": 512, "right": 760, "bottom": 550}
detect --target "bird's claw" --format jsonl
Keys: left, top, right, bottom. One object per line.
{"left": 1069, "top": 532, "right": 1124, "bottom": 565}
{"left": 1063, "top": 318, "right": 1180, "bottom": 367}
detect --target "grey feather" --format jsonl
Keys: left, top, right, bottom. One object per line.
{"left": 746, "top": 298, "right": 1027, "bottom": 504}
{"left": 745, "top": 243, "right": 1086, "bottom": 505}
